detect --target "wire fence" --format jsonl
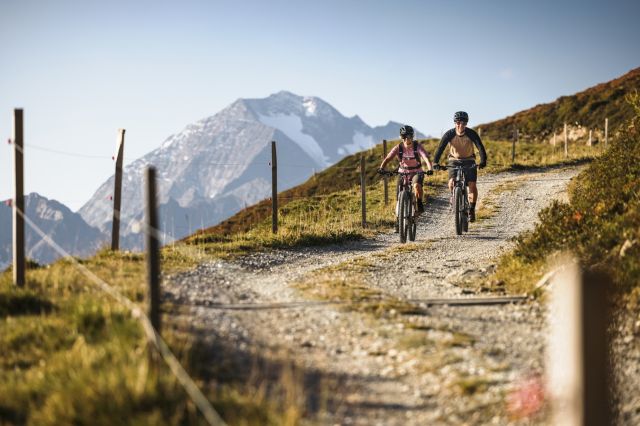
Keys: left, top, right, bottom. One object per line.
{"left": 14, "top": 206, "right": 226, "bottom": 426}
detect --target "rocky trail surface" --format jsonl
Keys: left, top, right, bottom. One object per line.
{"left": 166, "top": 166, "right": 583, "bottom": 425}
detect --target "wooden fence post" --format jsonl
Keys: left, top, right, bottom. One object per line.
{"left": 511, "top": 127, "right": 517, "bottom": 164}
{"left": 547, "top": 262, "right": 611, "bottom": 426}
{"left": 12, "top": 109, "right": 25, "bottom": 287}
{"left": 360, "top": 155, "right": 366, "bottom": 228}
{"left": 604, "top": 118, "right": 608, "bottom": 149}
{"left": 383, "top": 139, "right": 388, "bottom": 205}
{"left": 111, "top": 129, "right": 125, "bottom": 250}
{"left": 271, "top": 141, "right": 278, "bottom": 234}
{"left": 564, "top": 123, "right": 568, "bottom": 158}
{"left": 145, "top": 166, "right": 161, "bottom": 334}
{"left": 588, "top": 130, "right": 592, "bottom": 147}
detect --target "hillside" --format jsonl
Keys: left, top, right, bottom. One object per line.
{"left": 196, "top": 136, "right": 597, "bottom": 240}
{"left": 478, "top": 67, "right": 640, "bottom": 142}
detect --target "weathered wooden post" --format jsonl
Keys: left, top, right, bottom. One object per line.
{"left": 271, "top": 141, "right": 278, "bottom": 234}
{"left": 145, "top": 166, "right": 161, "bottom": 334}
{"left": 511, "top": 127, "right": 517, "bottom": 164}
{"left": 604, "top": 118, "right": 608, "bottom": 149}
{"left": 547, "top": 262, "right": 611, "bottom": 426}
{"left": 111, "top": 129, "right": 125, "bottom": 250}
{"left": 360, "top": 155, "right": 366, "bottom": 228}
{"left": 587, "top": 130, "right": 592, "bottom": 147}
{"left": 553, "top": 132, "right": 557, "bottom": 147}
{"left": 383, "top": 139, "right": 389, "bottom": 205}
{"left": 12, "top": 109, "right": 25, "bottom": 287}
{"left": 564, "top": 123, "right": 568, "bottom": 158}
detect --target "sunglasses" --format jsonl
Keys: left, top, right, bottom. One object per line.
{"left": 455, "top": 120, "right": 468, "bottom": 125}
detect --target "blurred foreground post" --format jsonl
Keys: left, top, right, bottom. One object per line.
{"left": 12, "top": 109, "right": 25, "bottom": 287}
{"left": 383, "top": 139, "right": 388, "bottom": 205}
{"left": 564, "top": 123, "right": 568, "bottom": 158}
{"left": 145, "top": 166, "right": 161, "bottom": 335}
{"left": 547, "top": 262, "right": 611, "bottom": 426}
{"left": 360, "top": 155, "right": 366, "bottom": 228}
{"left": 111, "top": 129, "right": 125, "bottom": 250}
{"left": 271, "top": 141, "right": 278, "bottom": 234}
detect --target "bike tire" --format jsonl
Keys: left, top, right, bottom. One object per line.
{"left": 409, "top": 194, "right": 417, "bottom": 241}
{"left": 399, "top": 190, "right": 408, "bottom": 243}
{"left": 463, "top": 188, "right": 469, "bottom": 232}
{"left": 454, "top": 187, "right": 463, "bottom": 235}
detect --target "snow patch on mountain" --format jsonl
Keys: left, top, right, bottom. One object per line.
{"left": 337, "top": 131, "right": 376, "bottom": 156}
{"left": 257, "top": 113, "right": 329, "bottom": 167}
{"left": 303, "top": 97, "right": 317, "bottom": 117}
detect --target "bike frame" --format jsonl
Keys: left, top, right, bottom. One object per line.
{"left": 441, "top": 164, "right": 476, "bottom": 235}
{"left": 378, "top": 169, "right": 424, "bottom": 242}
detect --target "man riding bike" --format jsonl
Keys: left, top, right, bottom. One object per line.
{"left": 378, "top": 125, "right": 434, "bottom": 214}
{"left": 433, "top": 111, "right": 487, "bottom": 222}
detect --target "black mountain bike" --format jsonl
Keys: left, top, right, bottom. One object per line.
{"left": 439, "top": 164, "right": 477, "bottom": 235}
{"left": 378, "top": 170, "right": 424, "bottom": 243}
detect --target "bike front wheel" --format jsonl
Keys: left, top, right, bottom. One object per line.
{"left": 454, "top": 186, "right": 463, "bottom": 235}
{"left": 409, "top": 194, "right": 417, "bottom": 241}
{"left": 399, "top": 190, "right": 409, "bottom": 243}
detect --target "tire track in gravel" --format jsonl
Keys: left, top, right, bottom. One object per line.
{"left": 166, "top": 165, "right": 583, "bottom": 425}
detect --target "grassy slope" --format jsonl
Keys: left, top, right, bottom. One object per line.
{"left": 487, "top": 99, "right": 640, "bottom": 299}
{"left": 0, "top": 131, "right": 602, "bottom": 424}
{"left": 0, "top": 249, "right": 302, "bottom": 425}
{"left": 187, "top": 136, "right": 599, "bottom": 257}
{"left": 478, "top": 67, "right": 640, "bottom": 141}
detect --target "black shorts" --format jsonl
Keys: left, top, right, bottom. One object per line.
{"left": 396, "top": 173, "right": 424, "bottom": 199}
{"left": 447, "top": 159, "right": 477, "bottom": 183}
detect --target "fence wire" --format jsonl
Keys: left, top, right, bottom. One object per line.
{"left": 14, "top": 207, "right": 226, "bottom": 426}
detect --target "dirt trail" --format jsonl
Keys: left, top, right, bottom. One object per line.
{"left": 166, "top": 166, "right": 582, "bottom": 425}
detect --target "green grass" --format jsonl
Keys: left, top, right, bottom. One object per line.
{"left": 484, "top": 98, "right": 640, "bottom": 299}
{"left": 0, "top": 250, "right": 304, "bottom": 425}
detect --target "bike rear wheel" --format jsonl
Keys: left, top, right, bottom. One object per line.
{"left": 454, "top": 186, "right": 463, "bottom": 235}
{"left": 399, "top": 190, "right": 408, "bottom": 243}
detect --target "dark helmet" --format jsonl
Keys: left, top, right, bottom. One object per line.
{"left": 399, "top": 125, "right": 414, "bottom": 138}
{"left": 454, "top": 111, "right": 469, "bottom": 123}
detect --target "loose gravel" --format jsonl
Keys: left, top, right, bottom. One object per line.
{"left": 164, "top": 165, "right": 636, "bottom": 425}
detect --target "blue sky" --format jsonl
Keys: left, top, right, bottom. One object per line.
{"left": 1, "top": 0, "right": 638, "bottom": 211}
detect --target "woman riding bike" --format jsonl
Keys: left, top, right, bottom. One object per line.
{"left": 378, "top": 125, "right": 434, "bottom": 214}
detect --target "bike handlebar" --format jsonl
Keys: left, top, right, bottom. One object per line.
{"left": 377, "top": 169, "right": 428, "bottom": 177}
{"left": 435, "top": 164, "right": 477, "bottom": 171}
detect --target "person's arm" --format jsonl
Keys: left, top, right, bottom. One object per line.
{"left": 379, "top": 145, "right": 399, "bottom": 170}
{"left": 467, "top": 128, "right": 487, "bottom": 167}
{"left": 418, "top": 145, "right": 433, "bottom": 170}
{"left": 433, "top": 129, "right": 454, "bottom": 164}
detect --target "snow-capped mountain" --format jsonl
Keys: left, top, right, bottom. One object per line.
{"left": 0, "top": 193, "right": 107, "bottom": 269}
{"left": 79, "top": 91, "right": 425, "bottom": 250}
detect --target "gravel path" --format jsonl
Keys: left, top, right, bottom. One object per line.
{"left": 166, "top": 166, "right": 583, "bottom": 425}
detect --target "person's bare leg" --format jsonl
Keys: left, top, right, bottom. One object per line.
{"left": 414, "top": 183, "right": 424, "bottom": 212}
{"left": 414, "top": 183, "right": 423, "bottom": 200}
{"left": 468, "top": 181, "right": 478, "bottom": 204}
{"left": 468, "top": 181, "right": 478, "bottom": 221}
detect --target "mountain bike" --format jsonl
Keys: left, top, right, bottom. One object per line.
{"left": 439, "top": 164, "right": 477, "bottom": 235}
{"left": 378, "top": 170, "right": 424, "bottom": 243}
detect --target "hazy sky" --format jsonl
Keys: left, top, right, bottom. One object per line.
{"left": 1, "top": 0, "right": 638, "bottom": 211}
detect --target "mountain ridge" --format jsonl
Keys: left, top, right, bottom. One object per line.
{"left": 477, "top": 67, "right": 640, "bottom": 141}
{"left": 78, "top": 91, "right": 424, "bottom": 251}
